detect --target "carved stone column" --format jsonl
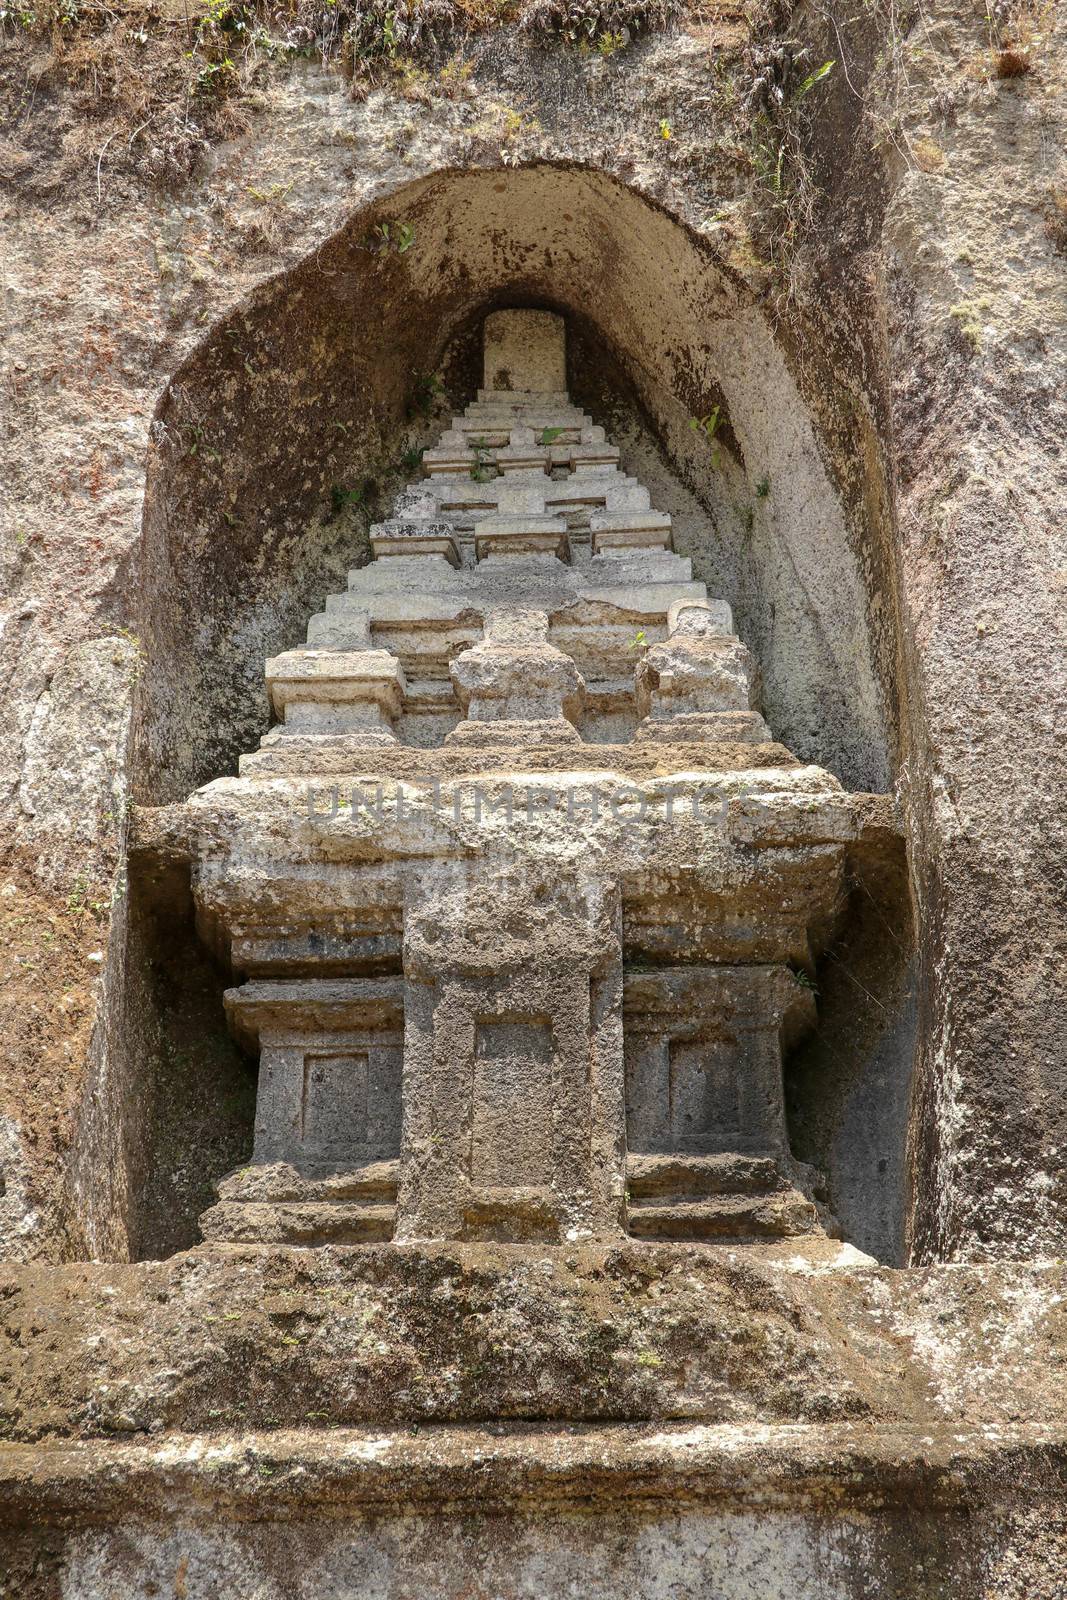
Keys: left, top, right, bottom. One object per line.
{"left": 634, "top": 597, "right": 771, "bottom": 744}
{"left": 396, "top": 872, "right": 626, "bottom": 1243}
{"left": 446, "top": 609, "right": 586, "bottom": 748}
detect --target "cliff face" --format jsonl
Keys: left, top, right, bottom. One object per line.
{"left": 1, "top": 0, "right": 1065, "bottom": 1592}
{"left": 878, "top": 0, "right": 1067, "bottom": 1261}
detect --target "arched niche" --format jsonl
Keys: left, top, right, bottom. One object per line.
{"left": 135, "top": 162, "right": 895, "bottom": 804}
{"left": 121, "top": 163, "right": 915, "bottom": 1264}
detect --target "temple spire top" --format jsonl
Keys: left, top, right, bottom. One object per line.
{"left": 483, "top": 308, "right": 567, "bottom": 393}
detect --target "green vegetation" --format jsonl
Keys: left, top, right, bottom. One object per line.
{"left": 368, "top": 220, "right": 416, "bottom": 255}
{"left": 689, "top": 407, "right": 724, "bottom": 467}
{"left": 330, "top": 484, "right": 366, "bottom": 515}
{"left": 469, "top": 437, "right": 495, "bottom": 483}
{"left": 408, "top": 371, "right": 443, "bottom": 420}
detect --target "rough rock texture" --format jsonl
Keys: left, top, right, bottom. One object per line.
{"left": 4, "top": 1244, "right": 1067, "bottom": 1439}
{"left": 7, "top": 1422, "right": 1067, "bottom": 1600}
{"left": 2, "top": 0, "right": 1066, "bottom": 1590}
{"left": 3, "top": 1242, "right": 1067, "bottom": 1595}
{"left": 882, "top": 6, "right": 1067, "bottom": 1262}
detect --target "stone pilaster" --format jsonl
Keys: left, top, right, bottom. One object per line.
{"left": 396, "top": 871, "right": 626, "bottom": 1243}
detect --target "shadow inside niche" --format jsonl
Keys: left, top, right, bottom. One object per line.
{"left": 124, "top": 858, "right": 256, "bottom": 1261}
{"left": 784, "top": 829, "right": 917, "bottom": 1266}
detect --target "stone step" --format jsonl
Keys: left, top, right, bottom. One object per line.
{"left": 458, "top": 415, "right": 587, "bottom": 443}
{"left": 217, "top": 1157, "right": 400, "bottom": 1204}
{"left": 568, "top": 444, "right": 620, "bottom": 472}
{"left": 422, "top": 448, "right": 476, "bottom": 476}
{"left": 433, "top": 485, "right": 499, "bottom": 512}
{"left": 627, "top": 1151, "right": 782, "bottom": 1199}
{"left": 452, "top": 424, "right": 512, "bottom": 448}
{"left": 369, "top": 521, "right": 461, "bottom": 566}
{"left": 625, "top": 1150, "right": 821, "bottom": 1241}
{"left": 429, "top": 475, "right": 639, "bottom": 520}
{"left": 200, "top": 1200, "right": 396, "bottom": 1245}
{"left": 204, "top": 1158, "right": 401, "bottom": 1245}
{"left": 626, "top": 1191, "right": 819, "bottom": 1241}
{"left": 495, "top": 447, "right": 550, "bottom": 474}
{"left": 464, "top": 400, "right": 586, "bottom": 421}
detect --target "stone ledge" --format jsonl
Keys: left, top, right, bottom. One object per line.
{"left": 3, "top": 1422, "right": 1066, "bottom": 1526}
{"left": 2, "top": 1247, "right": 1065, "bottom": 1445}
{"left": 129, "top": 744, "right": 846, "bottom": 860}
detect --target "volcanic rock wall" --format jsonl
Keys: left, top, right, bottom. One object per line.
{"left": 1, "top": 0, "right": 1065, "bottom": 1591}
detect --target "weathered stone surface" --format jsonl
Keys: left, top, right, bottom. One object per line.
{"left": 6, "top": 1420, "right": 1067, "bottom": 1599}
{"left": 368, "top": 521, "right": 461, "bottom": 566}
{"left": 2, "top": 1247, "right": 1067, "bottom": 1440}
{"left": 482, "top": 309, "right": 567, "bottom": 394}
{"left": 164, "top": 318, "right": 863, "bottom": 1253}
{"left": 2, "top": 0, "right": 1065, "bottom": 1589}
{"left": 590, "top": 508, "right": 674, "bottom": 554}
{"left": 447, "top": 608, "right": 586, "bottom": 745}
{"left": 265, "top": 649, "right": 406, "bottom": 740}
{"left": 398, "top": 873, "right": 625, "bottom": 1243}
{"left": 634, "top": 597, "right": 772, "bottom": 749}
{"left": 622, "top": 965, "right": 821, "bottom": 1241}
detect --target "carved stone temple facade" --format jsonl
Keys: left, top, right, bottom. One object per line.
{"left": 7, "top": 11, "right": 1067, "bottom": 1574}
{"left": 181, "top": 311, "right": 890, "bottom": 1251}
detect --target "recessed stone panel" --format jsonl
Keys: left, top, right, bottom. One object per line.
{"left": 623, "top": 967, "right": 808, "bottom": 1161}
{"left": 471, "top": 1017, "right": 554, "bottom": 1188}
{"left": 205, "top": 980, "right": 405, "bottom": 1242}
{"left": 668, "top": 1036, "right": 741, "bottom": 1151}
{"left": 299, "top": 1047, "right": 403, "bottom": 1166}
{"left": 302, "top": 1052, "right": 369, "bottom": 1159}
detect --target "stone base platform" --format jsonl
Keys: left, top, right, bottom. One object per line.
{"left": 4, "top": 1423, "right": 1067, "bottom": 1599}
{"left": 4, "top": 1246, "right": 1066, "bottom": 1440}
{"left": 3, "top": 1245, "right": 1067, "bottom": 1593}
